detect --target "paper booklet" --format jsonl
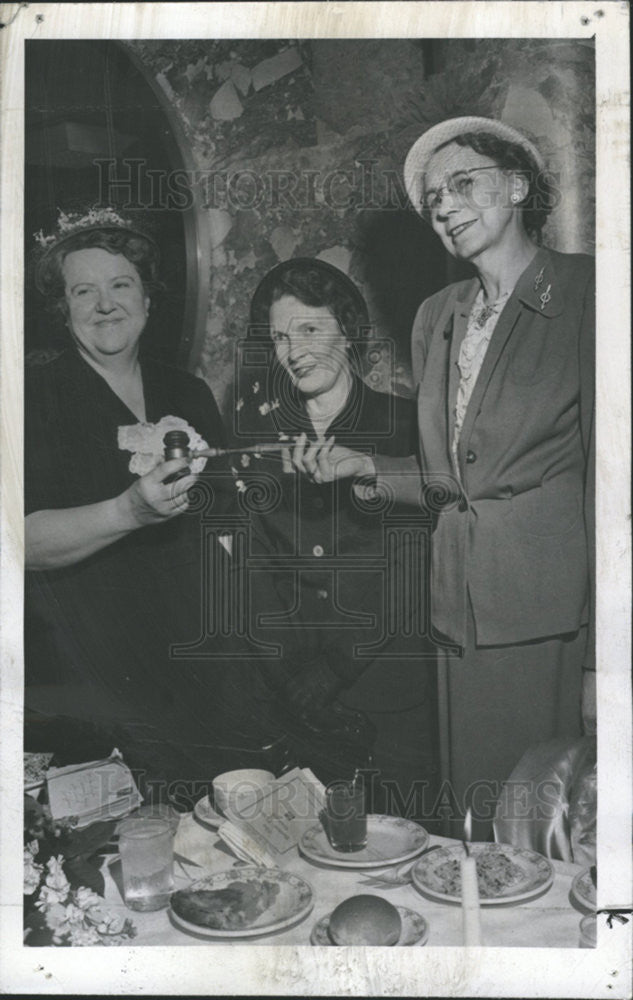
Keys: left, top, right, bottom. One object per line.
{"left": 217, "top": 767, "right": 326, "bottom": 868}
{"left": 45, "top": 749, "right": 142, "bottom": 829}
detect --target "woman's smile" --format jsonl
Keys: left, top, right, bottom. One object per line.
{"left": 62, "top": 248, "right": 149, "bottom": 363}
{"left": 270, "top": 294, "right": 350, "bottom": 399}
{"left": 447, "top": 219, "right": 477, "bottom": 240}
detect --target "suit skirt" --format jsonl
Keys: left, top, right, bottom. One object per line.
{"left": 437, "top": 601, "right": 586, "bottom": 841}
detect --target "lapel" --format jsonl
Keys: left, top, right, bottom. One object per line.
{"left": 456, "top": 247, "right": 564, "bottom": 463}
{"left": 447, "top": 279, "right": 480, "bottom": 444}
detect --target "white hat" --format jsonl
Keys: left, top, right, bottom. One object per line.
{"left": 403, "top": 116, "right": 545, "bottom": 216}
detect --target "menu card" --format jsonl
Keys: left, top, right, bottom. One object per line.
{"left": 46, "top": 749, "right": 142, "bottom": 829}
{"left": 217, "top": 767, "right": 326, "bottom": 868}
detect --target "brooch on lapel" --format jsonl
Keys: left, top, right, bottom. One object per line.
{"left": 539, "top": 284, "right": 552, "bottom": 311}
{"left": 533, "top": 266, "right": 545, "bottom": 291}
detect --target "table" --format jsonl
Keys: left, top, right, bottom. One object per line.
{"left": 101, "top": 813, "right": 591, "bottom": 947}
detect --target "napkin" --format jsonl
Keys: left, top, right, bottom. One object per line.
{"left": 216, "top": 767, "right": 326, "bottom": 868}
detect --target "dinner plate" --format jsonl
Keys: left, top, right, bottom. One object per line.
{"left": 299, "top": 815, "right": 429, "bottom": 869}
{"left": 571, "top": 868, "right": 596, "bottom": 910}
{"left": 170, "top": 866, "right": 314, "bottom": 938}
{"left": 310, "top": 905, "right": 429, "bottom": 946}
{"left": 193, "top": 795, "right": 224, "bottom": 830}
{"left": 411, "top": 843, "right": 554, "bottom": 905}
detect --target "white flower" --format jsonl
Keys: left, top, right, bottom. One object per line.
{"left": 38, "top": 900, "right": 69, "bottom": 930}
{"left": 89, "top": 909, "right": 127, "bottom": 936}
{"left": 24, "top": 851, "right": 44, "bottom": 895}
{"left": 252, "top": 381, "right": 260, "bottom": 394}
{"left": 240, "top": 454, "right": 251, "bottom": 467}
{"left": 74, "top": 886, "right": 103, "bottom": 911}
{"left": 45, "top": 856, "right": 71, "bottom": 894}
{"left": 235, "top": 397, "right": 244, "bottom": 411}
{"left": 36, "top": 883, "right": 69, "bottom": 907}
{"left": 67, "top": 924, "right": 101, "bottom": 946}
{"left": 235, "top": 479, "right": 247, "bottom": 494}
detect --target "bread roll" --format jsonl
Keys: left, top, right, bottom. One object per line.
{"left": 328, "top": 894, "right": 401, "bottom": 945}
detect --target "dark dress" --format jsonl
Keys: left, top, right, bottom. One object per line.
{"left": 222, "top": 375, "right": 440, "bottom": 821}
{"left": 24, "top": 347, "right": 233, "bottom": 801}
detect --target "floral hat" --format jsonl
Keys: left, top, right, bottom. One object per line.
{"left": 32, "top": 205, "right": 159, "bottom": 294}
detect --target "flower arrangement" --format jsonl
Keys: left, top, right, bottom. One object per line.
{"left": 24, "top": 842, "right": 136, "bottom": 946}
{"left": 23, "top": 794, "right": 135, "bottom": 947}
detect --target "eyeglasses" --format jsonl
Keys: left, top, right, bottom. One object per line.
{"left": 421, "top": 166, "right": 502, "bottom": 214}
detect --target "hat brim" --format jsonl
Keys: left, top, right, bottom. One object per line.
{"left": 403, "top": 116, "right": 545, "bottom": 216}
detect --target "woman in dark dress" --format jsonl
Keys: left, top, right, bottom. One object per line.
{"left": 25, "top": 208, "right": 231, "bottom": 799}
{"left": 221, "top": 259, "right": 440, "bottom": 820}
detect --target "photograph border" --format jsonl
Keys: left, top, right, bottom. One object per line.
{"left": 1, "top": 3, "right": 631, "bottom": 996}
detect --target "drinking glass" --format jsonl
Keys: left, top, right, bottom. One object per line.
{"left": 118, "top": 817, "right": 174, "bottom": 911}
{"left": 325, "top": 778, "right": 367, "bottom": 852}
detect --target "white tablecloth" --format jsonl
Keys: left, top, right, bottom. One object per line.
{"left": 101, "top": 813, "right": 591, "bottom": 948}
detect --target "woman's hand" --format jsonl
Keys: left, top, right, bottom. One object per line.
{"left": 26, "top": 459, "right": 198, "bottom": 570}
{"left": 291, "top": 433, "right": 375, "bottom": 483}
{"left": 119, "top": 459, "right": 198, "bottom": 528}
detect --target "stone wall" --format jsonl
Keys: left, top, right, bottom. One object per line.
{"left": 126, "top": 38, "right": 595, "bottom": 419}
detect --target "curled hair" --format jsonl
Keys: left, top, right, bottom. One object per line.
{"left": 250, "top": 259, "right": 369, "bottom": 342}
{"left": 436, "top": 131, "right": 557, "bottom": 241}
{"left": 34, "top": 227, "right": 161, "bottom": 321}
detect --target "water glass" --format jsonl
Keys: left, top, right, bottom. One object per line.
{"left": 325, "top": 778, "right": 367, "bottom": 852}
{"left": 118, "top": 817, "right": 174, "bottom": 911}
{"left": 127, "top": 802, "right": 180, "bottom": 836}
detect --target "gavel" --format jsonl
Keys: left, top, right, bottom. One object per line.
{"left": 164, "top": 431, "right": 292, "bottom": 464}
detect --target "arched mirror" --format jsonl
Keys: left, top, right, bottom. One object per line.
{"left": 25, "top": 40, "right": 208, "bottom": 369}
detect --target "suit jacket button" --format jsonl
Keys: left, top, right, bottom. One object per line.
{"left": 466, "top": 450, "right": 477, "bottom": 464}
{"left": 312, "top": 544, "right": 324, "bottom": 557}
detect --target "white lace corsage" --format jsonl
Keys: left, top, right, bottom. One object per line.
{"left": 118, "top": 416, "right": 209, "bottom": 476}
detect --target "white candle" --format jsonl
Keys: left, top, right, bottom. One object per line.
{"left": 460, "top": 853, "right": 482, "bottom": 946}
{"left": 461, "top": 809, "right": 482, "bottom": 946}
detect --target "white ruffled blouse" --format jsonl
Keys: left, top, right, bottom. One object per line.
{"left": 451, "top": 287, "right": 511, "bottom": 476}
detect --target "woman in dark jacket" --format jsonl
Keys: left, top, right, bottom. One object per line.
{"left": 221, "top": 259, "right": 440, "bottom": 819}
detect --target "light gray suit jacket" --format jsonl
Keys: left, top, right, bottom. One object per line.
{"left": 374, "top": 247, "right": 595, "bottom": 647}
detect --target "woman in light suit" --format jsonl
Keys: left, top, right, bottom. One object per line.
{"left": 290, "top": 117, "right": 595, "bottom": 838}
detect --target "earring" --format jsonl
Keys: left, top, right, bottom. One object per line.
{"left": 511, "top": 191, "right": 521, "bottom": 204}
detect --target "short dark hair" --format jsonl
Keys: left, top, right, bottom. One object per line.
{"left": 35, "top": 227, "right": 160, "bottom": 320}
{"left": 435, "top": 131, "right": 557, "bottom": 240}
{"left": 250, "top": 258, "right": 369, "bottom": 341}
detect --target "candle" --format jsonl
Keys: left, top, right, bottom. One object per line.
{"left": 461, "top": 809, "right": 482, "bottom": 946}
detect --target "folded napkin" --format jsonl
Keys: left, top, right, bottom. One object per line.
{"left": 216, "top": 823, "right": 277, "bottom": 868}
{"left": 216, "top": 768, "right": 326, "bottom": 869}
